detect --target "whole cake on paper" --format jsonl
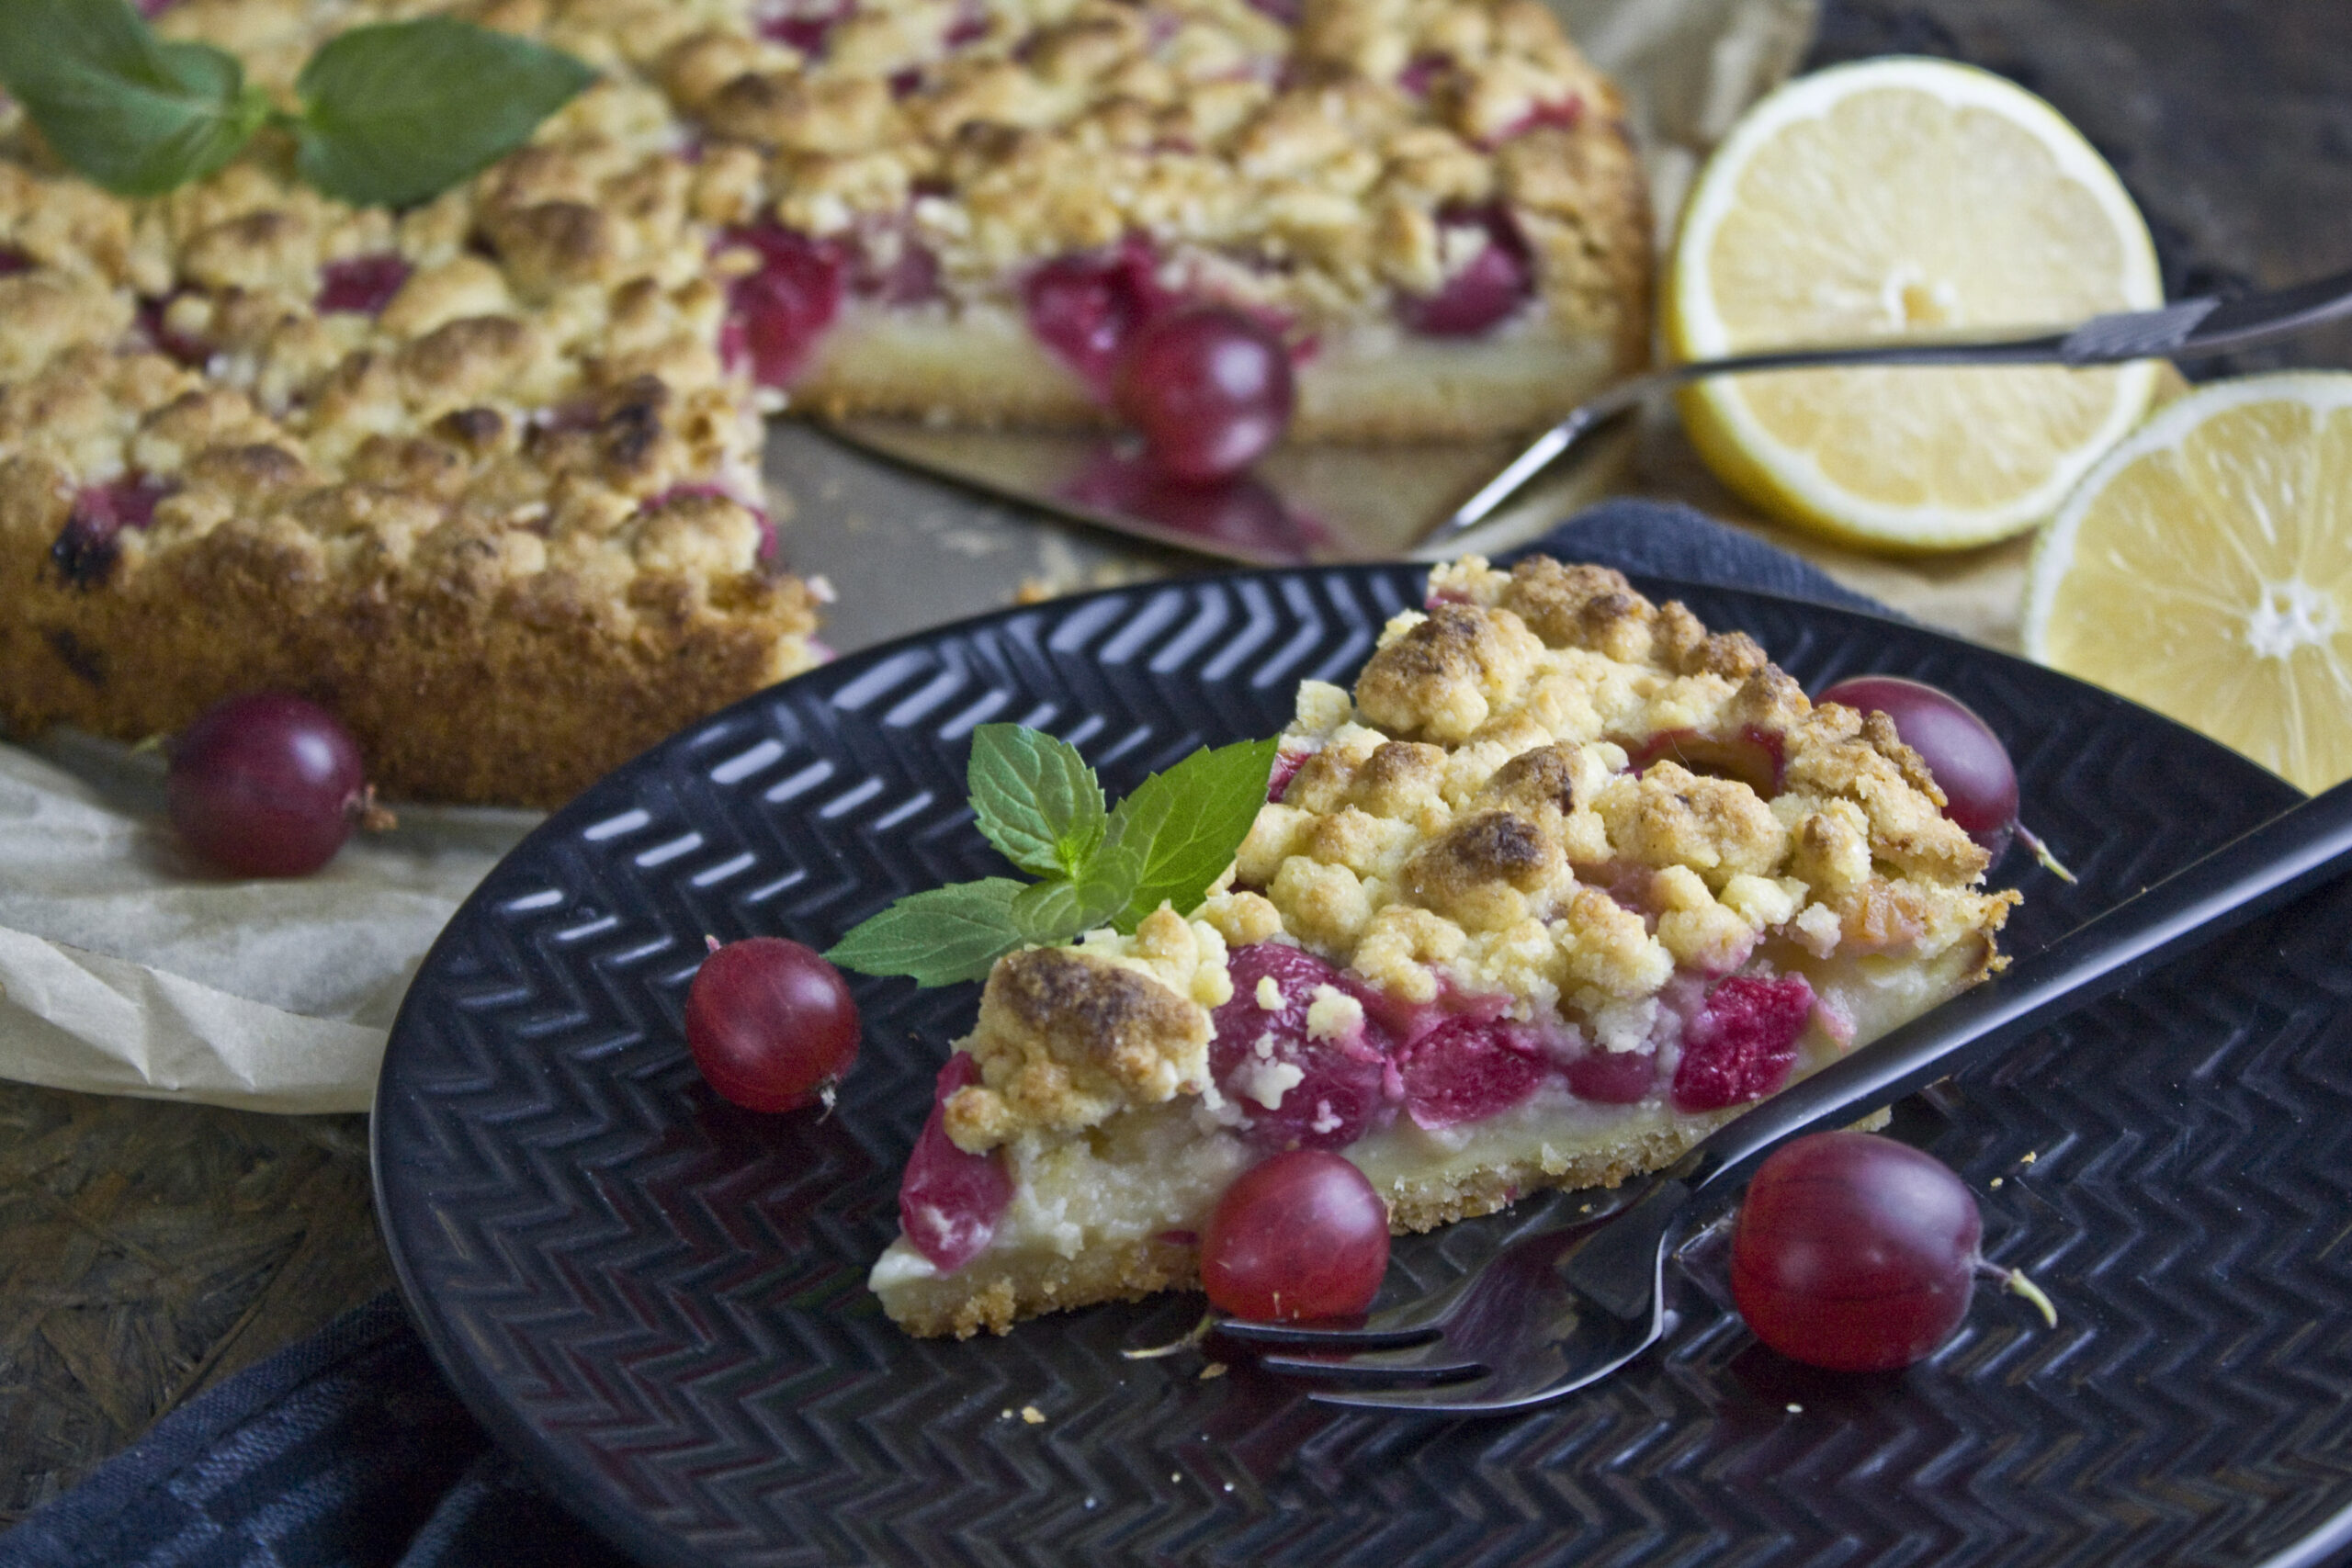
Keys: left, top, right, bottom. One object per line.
{"left": 0, "top": 0, "right": 1649, "bottom": 806}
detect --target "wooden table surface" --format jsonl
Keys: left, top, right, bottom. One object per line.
{"left": 2, "top": 0, "right": 2346, "bottom": 1529}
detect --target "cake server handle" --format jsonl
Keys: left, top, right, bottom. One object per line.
{"left": 1425, "top": 265, "right": 2352, "bottom": 548}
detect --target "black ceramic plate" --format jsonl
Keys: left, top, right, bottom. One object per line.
{"left": 375, "top": 567, "right": 2352, "bottom": 1568}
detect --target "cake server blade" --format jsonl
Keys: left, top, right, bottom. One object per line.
{"left": 818, "top": 416, "right": 1635, "bottom": 569}
{"left": 819, "top": 265, "right": 2352, "bottom": 568}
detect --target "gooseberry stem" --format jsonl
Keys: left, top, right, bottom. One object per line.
{"left": 351, "top": 784, "right": 398, "bottom": 833}
{"left": 2016, "top": 821, "right": 2075, "bottom": 883}
{"left": 1120, "top": 1310, "right": 1216, "bottom": 1360}
{"left": 1978, "top": 1259, "right": 2059, "bottom": 1327}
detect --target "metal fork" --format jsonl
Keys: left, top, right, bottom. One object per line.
{"left": 1216, "top": 777, "right": 2352, "bottom": 1414}
{"left": 1423, "top": 265, "right": 2352, "bottom": 549}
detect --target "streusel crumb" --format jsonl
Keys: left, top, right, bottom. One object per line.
{"left": 1250, "top": 558, "right": 2015, "bottom": 1012}
{"left": 946, "top": 942, "right": 1216, "bottom": 1152}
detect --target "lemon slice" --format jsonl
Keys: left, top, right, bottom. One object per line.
{"left": 2022, "top": 373, "right": 2352, "bottom": 793}
{"left": 1667, "top": 57, "right": 2165, "bottom": 552}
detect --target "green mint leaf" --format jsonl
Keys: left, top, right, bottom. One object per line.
{"left": 825, "top": 878, "right": 1028, "bottom": 987}
{"left": 1010, "top": 841, "right": 1140, "bottom": 947}
{"left": 292, "top": 17, "right": 595, "bottom": 207}
{"left": 967, "top": 724, "right": 1108, "bottom": 880}
{"left": 829, "top": 730, "right": 1273, "bottom": 988}
{"left": 0, "top": 0, "right": 267, "bottom": 196}
{"left": 1105, "top": 737, "right": 1280, "bottom": 933}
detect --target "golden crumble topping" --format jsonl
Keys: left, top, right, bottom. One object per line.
{"left": 944, "top": 912, "right": 1228, "bottom": 1151}
{"left": 655, "top": 0, "right": 1647, "bottom": 365}
{"left": 0, "top": 29, "right": 770, "bottom": 568}
{"left": 940, "top": 555, "right": 2017, "bottom": 1156}
{"left": 1259, "top": 556, "right": 2015, "bottom": 1009}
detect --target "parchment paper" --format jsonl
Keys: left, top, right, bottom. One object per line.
{"left": 0, "top": 730, "right": 538, "bottom": 1111}
{"left": 0, "top": 0, "right": 1822, "bottom": 1113}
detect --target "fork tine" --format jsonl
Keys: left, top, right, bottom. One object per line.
{"left": 1210, "top": 1316, "right": 1440, "bottom": 1350}
{"left": 1308, "top": 1325, "right": 1666, "bottom": 1415}
{"left": 1256, "top": 1335, "right": 1490, "bottom": 1384}
{"left": 1216, "top": 1200, "right": 1598, "bottom": 1349}
{"left": 1282, "top": 1245, "right": 1668, "bottom": 1415}
{"left": 1214, "top": 1262, "right": 1489, "bottom": 1349}
{"left": 1306, "top": 1343, "right": 1586, "bottom": 1416}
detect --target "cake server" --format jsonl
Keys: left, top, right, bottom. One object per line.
{"left": 1425, "top": 264, "right": 2352, "bottom": 549}
{"left": 822, "top": 265, "right": 2352, "bottom": 569}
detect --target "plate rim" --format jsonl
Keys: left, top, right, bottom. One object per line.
{"left": 370, "top": 559, "right": 2315, "bottom": 1568}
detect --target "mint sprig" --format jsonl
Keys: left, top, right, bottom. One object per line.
{"left": 823, "top": 879, "right": 1029, "bottom": 989}
{"left": 967, "top": 724, "right": 1107, "bottom": 880}
{"left": 0, "top": 0, "right": 594, "bottom": 206}
{"left": 0, "top": 0, "right": 267, "bottom": 197}
{"left": 827, "top": 728, "right": 1280, "bottom": 987}
{"left": 291, "top": 19, "right": 597, "bottom": 207}
{"left": 1104, "top": 739, "right": 1288, "bottom": 932}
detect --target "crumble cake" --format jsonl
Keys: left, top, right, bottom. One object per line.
{"left": 871, "top": 557, "right": 2018, "bottom": 1337}
{"left": 2, "top": 0, "right": 1646, "bottom": 805}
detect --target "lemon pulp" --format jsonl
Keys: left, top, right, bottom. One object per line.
{"left": 2024, "top": 373, "right": 2352, "bottom": 793}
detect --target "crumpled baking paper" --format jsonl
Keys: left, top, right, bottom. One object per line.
{"left": 0, "top": 0, "right": 1820, "bottom": 1113}
{"left": 0, "top": 730, "right": 537, "bottom": 1111}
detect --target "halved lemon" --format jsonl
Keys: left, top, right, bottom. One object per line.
{"left": 1667, "top": 57, "right": 2165, "bottom": 552}
{"left": 2022, "top": 373, "right": 2352, "bottom": 794}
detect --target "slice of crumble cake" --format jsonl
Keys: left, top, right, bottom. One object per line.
{"left": 870, "top": 557, "right": 2018, "bottom": 1337}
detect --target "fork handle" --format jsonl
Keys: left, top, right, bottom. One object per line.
{"left": 1680, "top": 777, "right": 2352, "bottom": 1199}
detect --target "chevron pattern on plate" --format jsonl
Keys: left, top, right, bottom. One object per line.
{"left": 377, "top": 567, "right": 2352, "bottom": 1568}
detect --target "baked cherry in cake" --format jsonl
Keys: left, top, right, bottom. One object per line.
{"left": 867, "top": 557, "right": 2019, "bottom": 1337}
{"left": 1112, "top": 307, "right": 1295, "bottom": 480}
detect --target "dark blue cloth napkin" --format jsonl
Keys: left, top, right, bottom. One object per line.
{"left": 0, "top": 503, "right": 1886, "bottom": 1568}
